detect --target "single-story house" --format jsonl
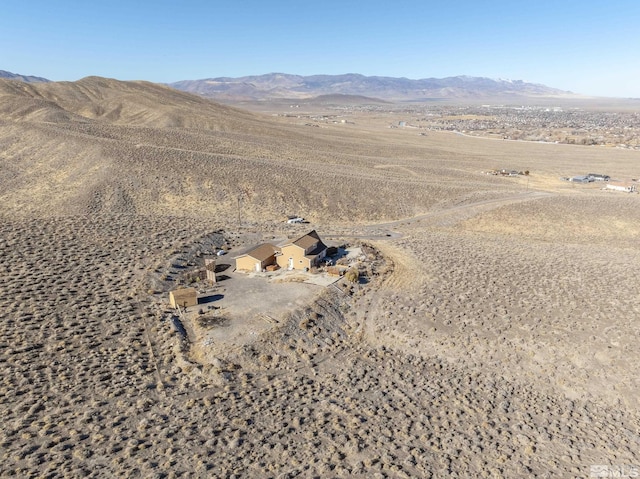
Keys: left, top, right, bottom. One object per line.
{"left": 169, "top": 287, "right": 198, "bottom": 309}
{"left": 235, "top": 243, "right": 279, "bottom": 272}
{"left": 276, "top": 230, "right": 327, "bottom": 271}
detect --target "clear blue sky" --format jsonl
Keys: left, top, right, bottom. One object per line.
{"left": 2, "top": 0, "right": 639, "bottom": 97}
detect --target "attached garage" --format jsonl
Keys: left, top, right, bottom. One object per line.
{"left": 235, "top": 243, "right": 279, "bottom": 272}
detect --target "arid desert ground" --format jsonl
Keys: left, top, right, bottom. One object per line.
{"left": 1, "top": 78, "right": 639, "bottom": 478}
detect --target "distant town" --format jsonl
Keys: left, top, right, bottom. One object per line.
{"left": 285, "top": 103, "right": 640, "bottom": 150}
{"left": 416, "top": 105, "right": 640, "bottom": 148}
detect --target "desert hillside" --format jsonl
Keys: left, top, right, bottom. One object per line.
{"left": 1, "top": 76, "right": 639, "bottom": 478}
{"left": 0, "top": 77, "right": 526, "bottom": 221}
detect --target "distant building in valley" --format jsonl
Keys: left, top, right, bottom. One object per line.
{"left": 606, "top": 183, "right": 637, "bottom": 193}
{"left": 587, "top": 173, "right": 610, "bottom": 181}
{"left": 570, "top": 175, "right": 592, "bottom": 183}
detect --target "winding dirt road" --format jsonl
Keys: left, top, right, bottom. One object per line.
{"left": 326, "top": 190, "right": 554, "bottom": 240}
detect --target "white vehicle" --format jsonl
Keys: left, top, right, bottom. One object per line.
{"left": 216, "top": 250, "right": 226, "bottom": 256}
{"left": 287, "top": 217, "right": 304, "bottom": 224}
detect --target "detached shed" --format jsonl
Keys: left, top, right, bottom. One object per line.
{"left": 204, "top": 258, "right": 217, "bottom": 283}
{"left": 169, "top": 287, "right": 198, "bottom": 309}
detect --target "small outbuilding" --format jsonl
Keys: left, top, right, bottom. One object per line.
{"left": 169, "top": 287, "right": 198, "bottom": 309}
{"left": 204, "top": 258, "right": 217, "bottom": 283}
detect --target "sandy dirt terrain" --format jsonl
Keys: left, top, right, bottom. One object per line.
{"left": 185, "top": 270, "right": 324, "bottom": 361}
{"left": 1, "top": 77, "right": 639, "bottom": 478}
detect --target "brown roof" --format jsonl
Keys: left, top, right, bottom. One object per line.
{"left": 170, "top": 288, "right": 197, "bottom": 299}
{"left": 290, "top": 230, "right": 322, "bottom": 250}
{"left": 305, "top": 241, "right": 327, "bottom": 259}
{"left": 243, "top": 243, "right": 278, "bottom": 262}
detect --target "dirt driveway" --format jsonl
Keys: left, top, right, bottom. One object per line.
{"left": 186, "top": 263, "right": 336, "bottom": 359}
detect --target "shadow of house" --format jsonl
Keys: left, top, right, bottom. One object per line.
{"left": 215, "top": 263, "right": 231, "bottom": 273}
{"left": 198, "top": 294, "right": 224, "bottom": 304}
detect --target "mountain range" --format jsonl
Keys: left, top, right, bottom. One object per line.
{"left": 169, "top": 73, "right": 574, "bottom": 102}
{"left": 1, "top": 69, "right": 576, "bottom": 102}
{"left": 0, "top": 69, "right": 50, "bottom": 83}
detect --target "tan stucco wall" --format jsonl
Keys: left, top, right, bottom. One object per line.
{"left": 236, "top": 255, "right": 260, "bottom": 272}
{"left": 236, "top": 254, "right": 276, "bottom": 272}
{"left": 277, "top": 245, "right": 311, "bottom": 270}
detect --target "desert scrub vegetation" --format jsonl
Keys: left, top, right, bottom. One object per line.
{"left": 345, "top": 267, "right": 360, "bottom": 283}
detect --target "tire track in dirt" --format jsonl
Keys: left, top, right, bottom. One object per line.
{"left": 325, "top": 191, "right": 555, "bottom": 293}
{"left": 326, "top": 190, "right": 554, "bottom": 242}
{"left": 370, "top": 190, "right": 554, "bottom": 232}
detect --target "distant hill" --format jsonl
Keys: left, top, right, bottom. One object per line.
{"left": 2, "top": 75, "right": 423, "bottom": 220}
{"left": 0, "top": 76, "right": 258, "bottom": 128}
{"left": 0, "top": 69, "right": 50, "bottom": 83}
{"left": 170, "top": 73, "right": 574, "bottom": 102}
{"left": 0, "top": 74, "right": 511, "bottom": 222}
